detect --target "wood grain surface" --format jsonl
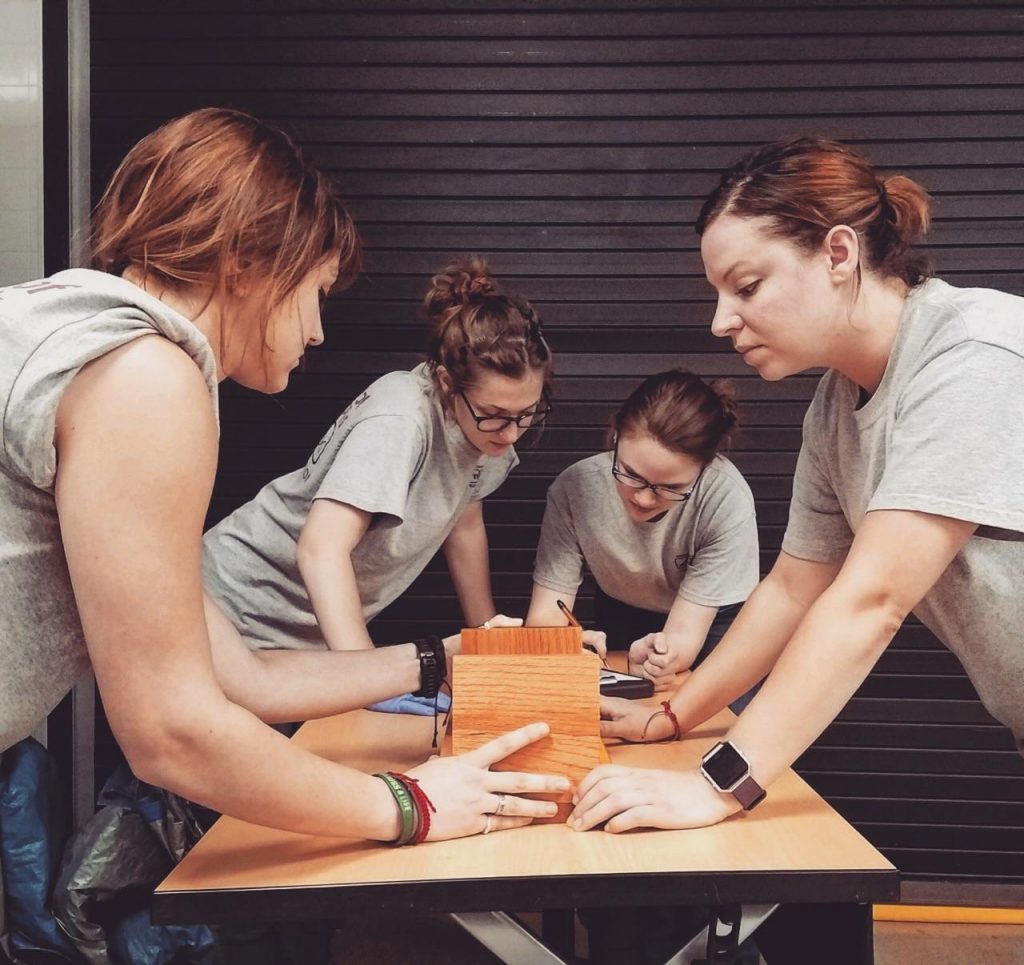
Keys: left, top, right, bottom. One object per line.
{"left": 460, "top": 625, "right": 582, "bottom": 655}
{"left": 452, "top": 652, "right": 609, "bottom": 819}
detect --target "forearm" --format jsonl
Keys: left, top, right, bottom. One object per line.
{"left": 669, "top": 576, "right": 810, "bottom": 730}
{"left": 725, "top": 591, "right": 898, "bottom": 788}
{"left": 206, "top": 595, "right": 453, "bottom": 720}
{"left": 299, "top": 547, "right": 375, "bottom": 650}
{"left": 660, "top": 600, "right": 719, "bottom": 670}
{"left": 131, "top": 694, "right": 399, "bottom": 840}
{"left": 525, "top": 584, "right": 575, "bottom": 627}
{"left": 221, "top": 645, "right": 424, "bottom": 722}
{"left": 444, "top": 509, "right": 497, "bottom": 626}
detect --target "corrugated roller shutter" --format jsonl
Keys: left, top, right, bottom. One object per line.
{"left": 90, "top": 1, "right": 1024, "bottom": 891}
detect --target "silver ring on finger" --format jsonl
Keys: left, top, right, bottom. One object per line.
{"left": 494, "top": 793, "right": 507, "bottom": 816}
{"left": 483, "top": 814, "right": 493, "bottom": 835}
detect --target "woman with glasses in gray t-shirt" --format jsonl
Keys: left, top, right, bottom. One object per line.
{"left": 204, "top": 257, "right": 552, "bottom": 673}
{"left": 527, "top": 370, "right": 760, "bottom": 709}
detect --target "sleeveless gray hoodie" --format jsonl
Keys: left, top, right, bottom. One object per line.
{"left": 0, "top": 269, "right": 218, "bottom": 750}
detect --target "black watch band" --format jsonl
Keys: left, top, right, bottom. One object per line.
{"left": 412, "top": 635, "right": 446, "bottom": 698}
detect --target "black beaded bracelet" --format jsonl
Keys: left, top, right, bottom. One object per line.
{"left": 412, "top": 635, "right": 446, "bottom": 698}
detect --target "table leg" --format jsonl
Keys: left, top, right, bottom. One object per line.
{"left": 451, "top": 911, "right": 568, "bottom": 964}
{"left": 666, "top": 904, "right": 777, "bottom": 965}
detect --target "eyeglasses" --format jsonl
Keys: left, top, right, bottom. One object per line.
{"left": 459, "top": 391, "right": 552, "bottom": 433}
{"left": 611, "top": 442, "right": 705, "bottom": 502}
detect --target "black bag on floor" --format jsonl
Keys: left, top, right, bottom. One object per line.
{"left": 52, "top": 763, "right": 214, "bottom": 965}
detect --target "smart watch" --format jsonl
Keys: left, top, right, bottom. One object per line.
{"left": 700, "top": 741, "right": 766, "bottom": 811}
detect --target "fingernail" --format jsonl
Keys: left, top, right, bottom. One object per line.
{"left": 545, "top": 804, "right": 559, "bottom": 815}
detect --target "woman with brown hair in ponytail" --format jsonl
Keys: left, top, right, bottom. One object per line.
{"left": 571, "top": 136, "right": 1024, "bottom": 847}
{"left": 204, "top": 255, "right": 554, "bottom": 686}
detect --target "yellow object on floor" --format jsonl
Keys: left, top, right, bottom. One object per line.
{"left": 874, "top": 905, "right": 1024, "bottom": 925}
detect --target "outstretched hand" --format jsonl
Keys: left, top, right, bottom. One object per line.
{"left": 599, "top": 695, "right": 675, "bottom": 743}
{"left": 481, "top": 613, "right": 524, "bottom": 629}
{"left": 407, "top": 721, "right": 572, "bottom": 841}
{"left": 567, "top": 765, "right": 738, "bottom": 833}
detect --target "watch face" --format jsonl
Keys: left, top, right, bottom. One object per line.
{"left": 701, "top": 742, "right": 749, "bottom": 791}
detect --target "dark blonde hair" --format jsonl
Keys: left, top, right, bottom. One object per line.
{"left": 696, "top": 136, "right": 932, "bottom": 287}
{"left": 423, "top": 255, "right": 552, "bottom": 404}
{"left": 91, "top": 107, "right": 361, "bottom": 350}
{"left": 611, "top": 370, "right": 739, "bottom": 464}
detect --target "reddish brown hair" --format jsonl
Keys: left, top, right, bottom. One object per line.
{"left": 423, "top": 255, "right": 553, "bottom": 405}
{"left": 91, "top": 107, "right": 361, "bottom": 350}
{"left": 611, "top": 369, "right": 739, "bottom": 464}
{"left": 696, "top": 136, "right": 932, "bottom": 287}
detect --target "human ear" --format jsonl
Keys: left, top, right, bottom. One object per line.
{"left": 824, "top": 225, "right": 860, "bottom": 284}
{"left": 436, "top": 364, "right": 454, "bottom": 397}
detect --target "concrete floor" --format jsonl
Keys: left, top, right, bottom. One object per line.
{"left": 329, "top": 912, "right": 1024, "bottom": 964}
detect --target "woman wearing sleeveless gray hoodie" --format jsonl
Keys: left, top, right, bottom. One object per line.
{"left": 0, "top": 108, "right": 565, "bottom": 845}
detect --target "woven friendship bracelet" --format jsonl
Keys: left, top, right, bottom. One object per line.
{"left": 390, "top": 772, "right": 437, "bottom": 845}
{"left": 375, "top": 772, "right": 418, "bottom": 845}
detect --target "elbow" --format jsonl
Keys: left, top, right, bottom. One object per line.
{"left": 117, "top": 709, "right": 218, "bottom": 792}
{"left": 826, "top": 582, "right": 908, "bottom": 660}
{"left": 295, "top": 531, "right": 327, "bottom": 580}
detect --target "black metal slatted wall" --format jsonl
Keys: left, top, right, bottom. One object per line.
{"left": 90, "top": 1, "right": 1024, "bottom": 891}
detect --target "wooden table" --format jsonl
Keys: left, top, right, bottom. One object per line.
{"left": 153, "top": 681, "right": 898, "bottom": 963}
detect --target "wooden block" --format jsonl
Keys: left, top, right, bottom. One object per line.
{"left": 451, "top": 652, "right": 609, "bottom": 821}
{"left": 459, "top": 625, "right": 582, "bottom": 655}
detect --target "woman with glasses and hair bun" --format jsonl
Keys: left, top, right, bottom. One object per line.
{"left": 570, "top": 136, "right": 1024, "bottom": 850}
{"left": 526, "top": 369, "right": 760, "bottom": 709}
{"left": 203, "top": 256, "right": 552, "bottom": 679}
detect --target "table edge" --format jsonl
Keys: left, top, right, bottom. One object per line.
{"left": 152, "top": 867, "right": 901, "bottom": 925}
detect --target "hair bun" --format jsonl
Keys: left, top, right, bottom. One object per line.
{"left": 426, "top": 255, "right": 497, "bottom": 319}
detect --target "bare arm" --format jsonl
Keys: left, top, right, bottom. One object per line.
{"left": 56, "top": 338, "right": 567, "bottom": 841}
{"left": 443, "top": 501, "right": 497, "bottom": 626}
{"left": 725, "top": 510, "right": 976, "bottom": 786}
{"left": 525, "top": 582, "right": 575, "bottom": 628}
{"left": 55, "top": 338, "right": 397, "bottom": 837}
{"left": 627, "top": 597, "right": 719, "bottom": 691}
{"left": 526, "top": 583, "right": 606, "bottom": 657}
{"left": 574, "top": 511, "right": 975, "bottom": 831}
{"left": 296, "top": 498, "right": 375, "bottom": 650}
{"left": 204, "top": 593, "right": 459, "bottom": 721}
{"left": 599, "top": 550, "right": 842, "bottom": 741}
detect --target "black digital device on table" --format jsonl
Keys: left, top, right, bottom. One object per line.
{"left": 557, "top": 597, "right": 654, "bottom": 699}
{"left": 599, "top": 666, "right": 654, "bottom": 699}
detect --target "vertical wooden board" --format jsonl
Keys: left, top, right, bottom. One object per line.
{"left": 452, "top": 653, "right": 606, "bottom": 821}
{"left": 459, "top": 625, "right": 582, "bottom": 655}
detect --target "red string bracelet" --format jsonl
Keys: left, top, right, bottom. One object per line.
{"left": 639, "top": 700, "right": 682, "bottom": 743}
{"left": 391, "top": 772, "right": 437, "bottom": 844}
{"left": 660, "top": 700, "right": 682, "bottom": 740}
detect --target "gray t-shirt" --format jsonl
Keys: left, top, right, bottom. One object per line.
{"left": 0, "top": 270, "right": 219, "bottom": 752}
{"left": 783, "top": 277, "right": 1024, "bottom": 747}
{"left": 203, "top": 364, "right": 518, "bottom": 649}
{"left": 533, "top": 451, "right": 759, "bottom": 613}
